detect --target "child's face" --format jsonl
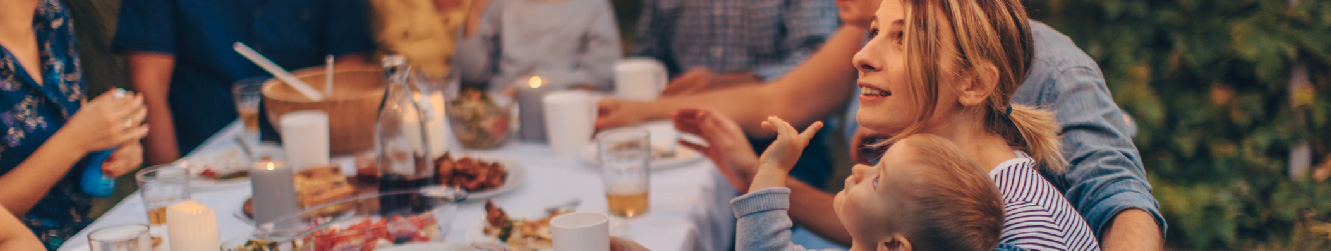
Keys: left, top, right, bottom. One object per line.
{"left": 852, "top": 0, "right": 965, "bottom": 135}
{"left": 833, "top": 140, "right": 920, "bottom": 242}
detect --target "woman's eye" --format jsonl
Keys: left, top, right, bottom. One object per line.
{"left": 891, "top": 31, "right": 904, "bottom": 43}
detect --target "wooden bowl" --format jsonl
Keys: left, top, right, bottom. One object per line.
{"left": 263, "top": 67, "right": 385, "bottom": 154}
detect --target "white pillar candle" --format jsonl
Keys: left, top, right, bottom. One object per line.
{"left": 249, "top": 161, "right": 301, "bottom": 231}
{"left": 402, "top": 103, "right": 449, "bottom": 160}
{"left": 165, "top": 200, "right": 219, "bottom": 251}
{"left": 516, "top": 76, "right": 548, "bottom": 142}
{"left": 280, "top": 111, "right": 331, "bottom": 171}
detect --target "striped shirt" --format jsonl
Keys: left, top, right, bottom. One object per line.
{"left": 992, "top": 152, "right": 1101, "bottom": 250}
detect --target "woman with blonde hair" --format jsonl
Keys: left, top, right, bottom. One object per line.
{"left": 848, "top": 0, "right": 1098, "bottom": 248}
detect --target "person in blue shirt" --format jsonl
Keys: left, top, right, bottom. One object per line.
{"left": 0, "top": 0, "right": 148, "bottom": 248}
{"left": 113, "top": 0, "right": 376, "bottom": 165}
{"left": 597, "top": 0, "right": 1165, "bottom": 249}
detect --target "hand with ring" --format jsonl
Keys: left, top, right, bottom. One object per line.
{"left": 62, "top": 88, "right": 149, "bottom": 156}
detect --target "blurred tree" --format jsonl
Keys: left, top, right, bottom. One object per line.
{"left": 1025, "top": 0, "right": 1331, "bottom": 249}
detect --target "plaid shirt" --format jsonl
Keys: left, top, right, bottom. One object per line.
{"left": 633, "top": 0, "right": 838, "bottom": 81}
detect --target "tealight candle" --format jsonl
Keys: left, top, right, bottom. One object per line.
{"left": 516, "top": 75, "right": 549, "bottom": 142}
{"left": 165, "top": 200, "right": 219, "bottom": 251}
{"left": 249, "top": 161, "right": 300, "bottom": 231}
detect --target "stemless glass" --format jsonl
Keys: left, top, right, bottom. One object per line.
{"left": 232, "top": 78, "right": 267, "bottom": 147}
{"left": 596, "top": 128, "right": 650, "bottom": 218}
{"left": 87, "top": 224, "right": 151, "bottom": 251}
{"left": 135, "top": 163, "right": 190, "bottom": 235}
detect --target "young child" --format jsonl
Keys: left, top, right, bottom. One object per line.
{"left": 733, "top": 116, "right": 1006, "bottom": 251}
{"left": 453, "top": 0, "right": 621, "bottom": 92}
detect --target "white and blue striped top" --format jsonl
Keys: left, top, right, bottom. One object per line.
{"left": 992, "top": 152, "right": 1101, "bottom": 251}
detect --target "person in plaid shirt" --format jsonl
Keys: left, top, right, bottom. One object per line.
{"left": 633, "top": 0, "right": 839, "bottom": 94}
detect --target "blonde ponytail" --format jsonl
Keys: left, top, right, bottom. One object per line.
{"left": 993, "top": 104, "right": 1067, "bottom": 172}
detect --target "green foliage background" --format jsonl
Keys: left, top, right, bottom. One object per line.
{"left": 1023, "top": 0, "right": 1331, "bottom": 249}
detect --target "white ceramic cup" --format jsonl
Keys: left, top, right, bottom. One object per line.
{"left": 613, "top": 58, "right": 668, "bottom": 101}
{"left": 279, "top": 110, "right": 330, "bottom": 170}
{"left": 551, "top": 212, "right": 611, "bottom": 251}
{"left": 543, "top": 91, "right": 599, "bottom": 157}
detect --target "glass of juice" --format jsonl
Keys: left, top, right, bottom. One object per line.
{"left": 232, "top": 78, "right": 267, "bottom": 146}
{"left": 135, "top": 163, "right": 190, "bottom": 236}
{"left": 596, "top": 128, "right": 650, "bottom": 218}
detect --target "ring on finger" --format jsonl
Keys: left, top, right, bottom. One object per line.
{"left": 123, "top": 119, "right": 134, "bottom": 128}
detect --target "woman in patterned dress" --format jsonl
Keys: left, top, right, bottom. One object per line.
{"left": 0, "top": 0, "right": 148, "bottom": 248}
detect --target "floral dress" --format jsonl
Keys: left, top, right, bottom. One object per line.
{"left": 0, "top": 0, "right": 92, "bottom": 249}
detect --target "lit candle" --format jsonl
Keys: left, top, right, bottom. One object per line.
{"left": 165, "top": 200, "right": 219, "bottom": 251}
{"left": 249, "top": 161, "right": 301, "bottom": 231}
{"left": 402, "top": 107, "right": 448, "bottom": 159}
{"left": 516, "top": 76, "right": 548, "bottom": 142}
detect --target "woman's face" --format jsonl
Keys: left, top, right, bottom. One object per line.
{"left": 833, "top": 140, "right": 917, "bottom": 241}
{"left": 852, "top": 1, "right": 964, "bottom": 135}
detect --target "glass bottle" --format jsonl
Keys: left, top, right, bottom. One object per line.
{"left": 375, "top": 55, "right": 437, "bottom": 216}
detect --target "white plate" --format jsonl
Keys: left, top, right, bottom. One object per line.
{"left": 184, "top": 144, "right": 286, "bottom": 190}
{"left": 464, "top": 208, "right": 629, "bottom": 251}
{"left": 446, "top": 155, "right": 525, "bottom": 201}
{"left": 581, "top": 122, "right": 705, "bottom": 170}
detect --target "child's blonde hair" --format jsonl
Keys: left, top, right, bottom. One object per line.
{"left": 897, "top": 134, "right": 1004, "bottom": 251}
{"left": 880, "top": 0, "right": 1067, "bottom": 172}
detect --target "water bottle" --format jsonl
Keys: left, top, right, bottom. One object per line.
{"left": 80, "top": 149, "right": 116, "bottom": 198}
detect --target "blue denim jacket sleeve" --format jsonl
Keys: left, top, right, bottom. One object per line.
{"left": 1016, "top": 21, "right": 1167, "bottom": 238}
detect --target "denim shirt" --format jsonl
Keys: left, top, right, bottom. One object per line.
{"left": 844, "top": 21, "right": 1166, "bottom": 239}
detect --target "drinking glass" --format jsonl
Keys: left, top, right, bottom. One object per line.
{"left": 136, "top": 163, "right": 190, "bottom": 235}
{"left": 88, "top": 224, "right": 151, "bottom": 251}
{"left": 232, "top": 78, "right": 267, "bottom": 146}
{"left": 596, "top": 128, "right": 650, "bottom": 218}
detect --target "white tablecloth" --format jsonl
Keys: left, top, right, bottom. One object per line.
{"left": 58, "top": 121, "right": 737, "bottom": 251}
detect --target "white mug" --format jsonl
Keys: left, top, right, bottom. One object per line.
{"left": 279, "top": 111, "right": 330, "bottom": 170}
{"left": 613, "top": 58, "right": 668, "bottom": 101}
{"left": 543, "top": 91, "right": 599, "bottom": 157}
{"left": 551, "top": 212, "right": 611, "bottom": 251}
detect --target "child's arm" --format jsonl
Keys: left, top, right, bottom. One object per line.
{"left": 749, "top": 116, "right": 823, "bottom": 193}
{"left": 731, "top": 187, "right": 835, "bottom": 251}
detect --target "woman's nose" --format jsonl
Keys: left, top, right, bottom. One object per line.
{"left": 852, "top": 46, "right": 882, "bottom": 73}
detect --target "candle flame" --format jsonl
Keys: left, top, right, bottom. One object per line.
{"left": 266, "top": 162, "right": 275, "bottom": 170}
{"left": 528, "top": 76, "right": 543, "bottom": 88}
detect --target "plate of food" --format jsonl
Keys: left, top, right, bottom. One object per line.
{"left": 581, "top": 122, "right": 705, "bottom": 170}
{"left": 184, "top": 144, "right": 286, "bottom": 190}
{"left": 465, "top": 200, "right": 629, "bottom": 251}
{"left": 436, "top": 153, "right": 525, "bottom": 200}
{"left": 226, "top": 187, "right": 466, "bottom": 251}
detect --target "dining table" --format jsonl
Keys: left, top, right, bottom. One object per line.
{"left": 57, "top": 120, "right": 738, "bottom": 251}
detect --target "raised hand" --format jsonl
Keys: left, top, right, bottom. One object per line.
{"left": 61, "top": 89, "right": 149, "bottom": 154}
{"left": 756, "top": 116, "right": 823, "bottom": 172}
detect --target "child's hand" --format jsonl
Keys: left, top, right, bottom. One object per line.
{"left": 757, "top": 116, "right": 823, "bottom": 172}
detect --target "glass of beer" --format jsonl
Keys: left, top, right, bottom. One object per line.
{"left": 135, "top": 163, "right": 190, "bottom": 235}
{"left": 232, "top": 78, "right": 267, "bottom": 145}
{"left": 88, "top": 224, "right": 151, "bottom": 251}
{"left": 596, "top": 128, "right": 650, "bottom": 218}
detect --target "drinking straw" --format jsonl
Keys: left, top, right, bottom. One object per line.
{"left": 232, "top": 42, "right": 323, "bottom": 101}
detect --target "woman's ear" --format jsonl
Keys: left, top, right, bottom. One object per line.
{"left": 954, "top": 62, "right": 1000, "bottom": 107}
{"left": 877, "top": 234, "right": 913, "bottom": 251}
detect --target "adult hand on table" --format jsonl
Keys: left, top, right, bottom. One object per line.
{"left": 659, "top": 68, "right": 761, "bottom": 96}
{"left": 672, "top": 108, "right": 759, "bottom": 192}
{"left": 596, "top": 98, "right": 664, "bottom": 131}
{"left": 63, "top": 90, "right": 150, "bottom": 156}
